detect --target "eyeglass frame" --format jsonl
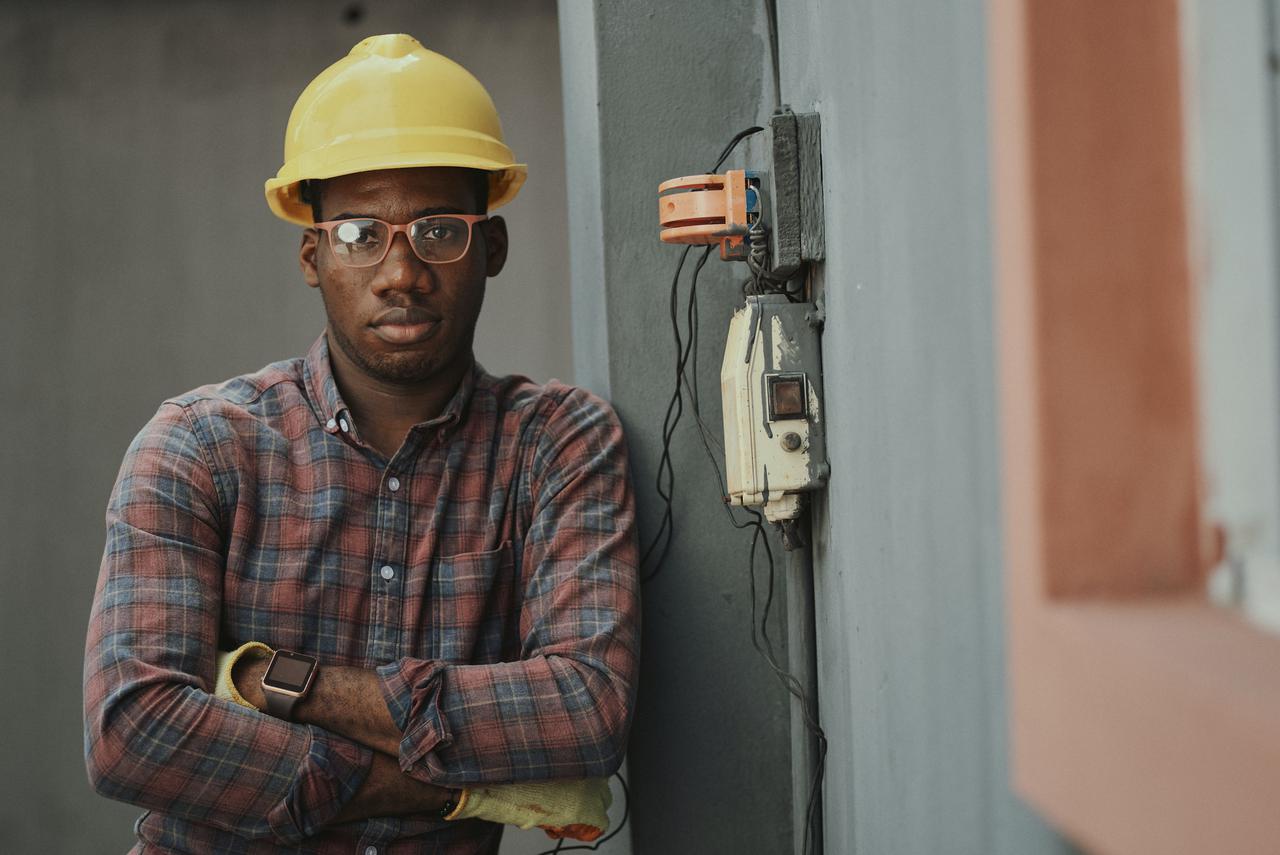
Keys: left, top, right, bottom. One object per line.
{"left": 311, "top": 213, "right": 490, "bottom": 268}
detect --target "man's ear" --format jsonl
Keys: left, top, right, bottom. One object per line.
{"left": 300, "top": 228, "right": 321, "bottom": 288}
{"left": 482, "top": 216, "right": 509, "bottom": 277}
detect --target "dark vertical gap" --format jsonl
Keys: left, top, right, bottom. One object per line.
{"left": 1265, "top": 0, "right": 1280, "bottom": 589}
{"left": 765, "top": 0, "right": 783, "bottom": 109}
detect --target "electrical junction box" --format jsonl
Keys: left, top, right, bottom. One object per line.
{"left": 655, "top": 111, "right": 828, "bottom": 529}
{"left": 765, "top": 109, "right": 825, "bottom": 280}
{"left": 721, "top": 294, "right": 829, "bottom": 522}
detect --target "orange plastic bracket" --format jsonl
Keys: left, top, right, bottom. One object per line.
{"left": 658, "top": 170, "right": 751, "bottom": 260}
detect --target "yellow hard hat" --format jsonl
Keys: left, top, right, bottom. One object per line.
{"left": 265, "top": 34, "right": 526, "bottom": 225}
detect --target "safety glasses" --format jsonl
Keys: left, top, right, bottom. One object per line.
{"left": 313, "top": 214, "right": 488, "bottom": 267}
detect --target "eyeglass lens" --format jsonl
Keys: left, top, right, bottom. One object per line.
{"left": 329, "top": 216, "right": 473, "bottom": 266}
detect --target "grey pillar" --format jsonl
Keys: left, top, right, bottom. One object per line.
{"left": 559, "top": 1, "right": 797, "bottom": 852}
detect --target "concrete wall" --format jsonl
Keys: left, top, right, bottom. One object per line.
{"left": 0, "top": 3, "right": 572, "bottom": 853}
{"left": 558, "top": 2, "right": 799, "bottom": 852}
{"left": 771, "top": 0, "right": 1076, "bottom": 852}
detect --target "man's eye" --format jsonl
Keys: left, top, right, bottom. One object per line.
{"left": 422, "top": 224, "right": 460, "bottom": 241}
{"left": 336, "top": 221, "right": 380, "bottom": 245}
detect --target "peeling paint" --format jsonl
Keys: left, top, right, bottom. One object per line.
{"left": 772, "top": 313, "right": 800, "bottom": 368}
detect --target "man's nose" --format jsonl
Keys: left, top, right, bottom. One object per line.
{"left": 373, "top": 232, "right": 434, "bottom": 294}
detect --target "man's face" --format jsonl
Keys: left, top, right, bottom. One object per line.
{"left": 299, "top": 167, "right": 508, "bottom": 385}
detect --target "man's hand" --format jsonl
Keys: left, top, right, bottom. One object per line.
{"left": 331, "top": 751, "right": 455, "bottom": 825}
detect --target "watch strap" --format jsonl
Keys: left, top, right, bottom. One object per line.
{"left": 264, "top": 687, "right": 301, "bottom": 721}
{"left": 441, "top": 790, "right": 464, "bottom": 820}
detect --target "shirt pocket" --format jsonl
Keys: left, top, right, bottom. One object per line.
{"left": 428, "top": 541, "right": 518, "bottom": 665}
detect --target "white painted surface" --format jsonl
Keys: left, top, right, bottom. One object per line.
{"left": 1184, "top": 0, "right": 1280, "bottom": 635}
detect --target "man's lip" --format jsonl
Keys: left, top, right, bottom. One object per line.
{"left": 370, "top": 321, "right": 438, "bottom": 346}
{"left": 369, "top": 306, "right": 440, "bottom": 346}
{"left": 372, "top": 306, "right": 438, "bottom": 326}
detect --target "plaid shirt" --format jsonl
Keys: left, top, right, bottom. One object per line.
{"left": 83, "top": 334, "right": 640, "bottom": 854}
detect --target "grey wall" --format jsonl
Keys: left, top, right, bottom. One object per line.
{"left": 772, "top": 0, "right": 1076, "bottom": 852}
{"left": 0, "top": 3, "right": 573, "bottom": 853}
{"left": 560, "top": 0, "right": 1085, "bottom": 853}
{"left": 559, "top": 2, "right": 798, "bottom": 853}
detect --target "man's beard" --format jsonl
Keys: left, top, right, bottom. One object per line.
{"left": 316, "top": 278, "right": 482, "bottom": 386}
{"left": 327, "top": 316, "right": 445, "bottom": 384}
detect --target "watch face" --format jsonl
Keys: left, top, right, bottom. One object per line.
{"left": 263, "top": 651, "right": 317, "bottom": 693}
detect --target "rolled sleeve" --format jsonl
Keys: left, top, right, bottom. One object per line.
{"left": 376, "top": 658, "right": 454, "bottom": 773}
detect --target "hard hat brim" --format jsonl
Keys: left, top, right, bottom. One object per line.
{"left": 265, "top": 159, "right": 527, "bottom": 226}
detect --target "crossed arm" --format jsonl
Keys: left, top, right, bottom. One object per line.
{"left": 84, "top": 392, "right": 639, "bottom": 844}
{"left": 222, "top": 652, "right": 617, "bottom": 835}
{"left": 230, "top": 656, "right": 452, "bottom": 822}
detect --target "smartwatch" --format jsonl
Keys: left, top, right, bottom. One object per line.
{"left": 260, "top": 650, "right": 319, "bottom": 721}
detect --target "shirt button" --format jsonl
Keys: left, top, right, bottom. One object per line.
{"left": 387, "top": 476, "right": 401, "bottom": 492}
{"left": 365, "top": 847, "right": 378, "bottom": 855}
{"left": 380, "top": 565, "right": 395, "bottom": 580}
{"left": 325, "top": 418, "right": 337, "bottom": 431}
{"left": 339, "top": 417, "right": 350, "bottom": 433}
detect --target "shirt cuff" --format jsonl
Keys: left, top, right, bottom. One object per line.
{"left": 264, "top": 725, "right": 373, "bottom": 843}
{"left": 376, "top": 658, "right": 454, "bottom": 779}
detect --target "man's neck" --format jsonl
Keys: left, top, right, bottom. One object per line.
{"left": 327, "top": 336, "right": 471, "bottom": 458}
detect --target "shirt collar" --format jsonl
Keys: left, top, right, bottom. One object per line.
{"left": 303, "top": 333, "right": 348, "bottom": 430}
{"left": 426, "top": 354, "right": 480, "bottom": 436}
{"left": 303, "top": 332, "right": 480, "bottom": 440}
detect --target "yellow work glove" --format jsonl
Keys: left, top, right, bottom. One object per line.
{"left": 447, "top": 777, "right": 612, "bottom": 842}
{"left": 214, "top": 642, "right": 274, "bottom": 710}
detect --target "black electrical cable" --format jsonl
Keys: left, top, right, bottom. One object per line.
{"left": 639, "top": 246, "right": 711, "bottom": 585}
{"left": 689, "top": 242, "right": 704, "bottom": 415}
{"left": 638, "top": 127, "right": 762, "bottom": 584}
{"left": 711, "top": 126, "right": 764, "bottom": 173}
{"left": 636, "top": 245, "right": 692, "bottom": 583}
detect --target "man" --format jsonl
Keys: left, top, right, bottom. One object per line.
{"left": 83, "top": 34, "right": 639, "bottom": 854}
